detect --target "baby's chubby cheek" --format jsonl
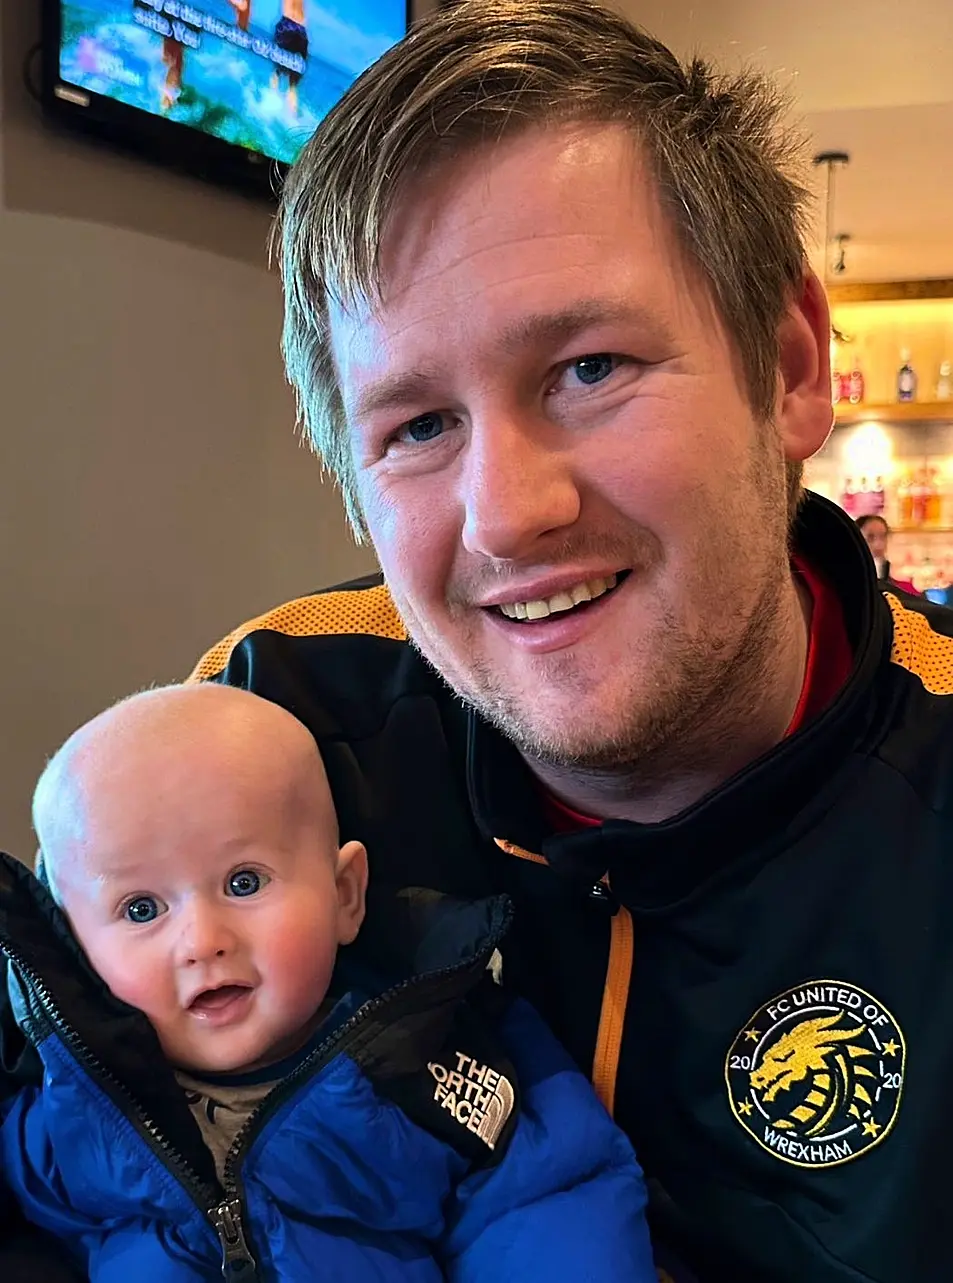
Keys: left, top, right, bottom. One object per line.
{"left": 77, "top": 933, "right": 174, "bottom": 1025}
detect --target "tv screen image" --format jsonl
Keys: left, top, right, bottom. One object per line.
{"left": 56, "top": 1, "right": 407, "bottom": 167}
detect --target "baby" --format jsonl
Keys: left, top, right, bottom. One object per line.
{"left": 0, "top": 683, "right": 657, "bottom": 1282}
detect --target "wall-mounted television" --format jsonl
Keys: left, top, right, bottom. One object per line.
{"left": 41, "top": 1, "right": 411, "bottom": 197}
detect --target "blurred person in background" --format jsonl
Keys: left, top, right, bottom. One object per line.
{"left": 855, "top": 514, "right": 919, "bottom": 594}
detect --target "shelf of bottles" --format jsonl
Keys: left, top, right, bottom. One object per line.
{"left": 803, "top": 288, "right": 953, "bottom": 593}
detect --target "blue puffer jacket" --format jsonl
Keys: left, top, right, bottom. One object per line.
{"left": 0, "top": 858, "right": 656, "bottom": 1282}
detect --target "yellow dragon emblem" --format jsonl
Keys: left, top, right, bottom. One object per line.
{"left": 749, "top": 1013, "right": 877, "bottom": 1137}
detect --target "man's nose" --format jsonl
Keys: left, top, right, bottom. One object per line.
{"left": 175, "top": 901, "right": 236, "bottom": 966}
{"left": 460, "top": 411, "right": 581, "bottom": 561}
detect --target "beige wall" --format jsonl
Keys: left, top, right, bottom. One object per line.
{"left": 614, "top": 0, "right": 953, "bottom": 283}
{"left": 614, "top": 0, "right": 953, "bottom": 113}
{"left": 0, "top": 4, "right": 379, "bottom": 858}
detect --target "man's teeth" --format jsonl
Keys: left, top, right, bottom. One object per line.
{"left": 498, "top": 573, "right": 619, "bottom": 621}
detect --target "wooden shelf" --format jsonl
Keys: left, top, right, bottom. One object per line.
{"left": 828, "top": 280, "right": 953, "bottom": 304}
{"left": 834, "top": 401, "right": 953, "bottom": 426}
{"left": 892, "top": 525, "right": 953, "bottom": 535}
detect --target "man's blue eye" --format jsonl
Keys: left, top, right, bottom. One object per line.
{"left": 573, "top": 354, "right": 615, "bottom": 385}
{"left": 228, "top": 869, "right": 263, "bottom": 898}
{"left": 405, "top": 414, "right": 443, "bottom": 443}
{"left": 126, "top": 897, "right": 159, "bottom": 924}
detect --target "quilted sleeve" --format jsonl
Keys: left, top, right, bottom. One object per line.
{"left": 441, "top": 999, "right": 656, "bottom": 1283}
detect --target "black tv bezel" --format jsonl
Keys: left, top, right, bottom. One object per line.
{"left": 40, "top": 0, "right": 412, "bottom": 200}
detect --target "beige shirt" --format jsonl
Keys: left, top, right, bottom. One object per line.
{"left": 176, "top": 1071, "right": 278, "bottom": 1181}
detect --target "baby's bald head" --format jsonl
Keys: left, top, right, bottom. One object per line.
{"left": 32, "top": 683, "right": 368, "bottom": 1076}
{"left": 34, "top": 684, "right": 336, "bottom": 907}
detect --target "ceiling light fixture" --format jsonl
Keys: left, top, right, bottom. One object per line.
{"left": 813, "top": 149, "right": 852, "bottom": 341}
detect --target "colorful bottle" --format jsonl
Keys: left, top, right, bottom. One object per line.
{"left": 941, "top": 470, "right": 953, "bottom": 528}
{"left": 847, "top": 359, "right": 865, "bottom": 405}
{"left": 912, "top": 468, "right": 929, "bottom": 526}
{"left": 841, "top": 476, "right": 857, "bottom": 516}
{"left": 872, "top": 475, "right": 886, "bottom": 516}
{"left": 831, "top": 359, "right": 843, "bottom": 405}
{"left": 898, "top": 473, "right": 914, "bottom": 526}
{"left": 898, "top": 349, "right": 918, "bottom": 402}
{"left": 927, "top": 468, "right": 942, "bottom": 525}
{"left": 897, "top": 477, "right": 913, "bottom": 526}
{"left": 937, "top": 361, "right": 952, "bottom": 402}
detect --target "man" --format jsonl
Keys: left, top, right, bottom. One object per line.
{"left": 199, "top": 2, "right": 953, "bottom": 1279}
{"left": 5, "top": 1, "right": 952, "bottom": 1279}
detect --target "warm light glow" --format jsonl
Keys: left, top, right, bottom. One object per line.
{"left": 832, "top": 299, "right": 953, "bottom": 334}
{"left": 842, "top": 422, "right": 894, "bottom": 477}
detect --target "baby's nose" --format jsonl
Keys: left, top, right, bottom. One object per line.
{"left": 177, "top": 904, "right": 235, "bottom": 964}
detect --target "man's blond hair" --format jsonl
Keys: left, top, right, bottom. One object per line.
{"left": 276, "top": 0, "right": 811, "bottom": 536}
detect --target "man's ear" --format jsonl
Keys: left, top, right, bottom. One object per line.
{"left": 335, "top": 840, "right": 368, "bottom": 945}
{"left": 776, "top": 269, "right": 835, "bottom": 463}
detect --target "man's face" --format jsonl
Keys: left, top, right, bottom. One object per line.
{"left": 330, "top": 124, "right": 811, "bottom": 770}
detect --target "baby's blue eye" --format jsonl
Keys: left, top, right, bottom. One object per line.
{"left": 125, "top": 897, "right": 159, "bottom": 924}
{"left": 227, "top": 869, "right": 265, "bottom": 898}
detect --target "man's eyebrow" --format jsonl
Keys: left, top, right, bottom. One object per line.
{"left": 496, "top": 300, "right": 668, "bottom": 352}
{"left": 351, "top": 369, "right": 441, "bottom": 424}
{"left": 350, "top": 300, "right": 668, "bottom": 423}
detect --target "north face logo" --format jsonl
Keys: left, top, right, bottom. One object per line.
{"left": 427, "top": 1051, "right": 515, "bottom": 1150}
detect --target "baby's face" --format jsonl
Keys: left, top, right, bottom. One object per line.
{"left": 55, "top": 730, "right": 365, "bottom": 1076}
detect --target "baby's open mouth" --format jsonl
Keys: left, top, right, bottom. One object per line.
{"left": 189, "top": 983, "right": 253, "bottom": 1014}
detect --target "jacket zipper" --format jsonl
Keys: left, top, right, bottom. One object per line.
{"left": 218, "top": 938, "right": 509, "bottom": 1220}
{"left": 590, "top": 888, "right": 634, "bottom": 1118}
{"left": 207, "top": 1198, "right": 259, "bottom": 1279}
{"left": 493, "top": 838, "right": 634, "bottom": 1116}
{"left": 3, "top": 947, "right": 259, "bottom": 1280}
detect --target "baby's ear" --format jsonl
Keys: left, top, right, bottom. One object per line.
{"left": 336, "top": 841, "right": 368, "bottom": 945}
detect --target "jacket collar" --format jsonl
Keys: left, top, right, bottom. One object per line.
{"left": 466, "top": 493, "right": 892, "bottom": 914}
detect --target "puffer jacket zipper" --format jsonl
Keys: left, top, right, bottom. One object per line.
{"left": 2, "top": 943, "right": 259, "bottom": 1277}
{"left": 219, "top": 941, "right": 510, "bottom": 1245}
